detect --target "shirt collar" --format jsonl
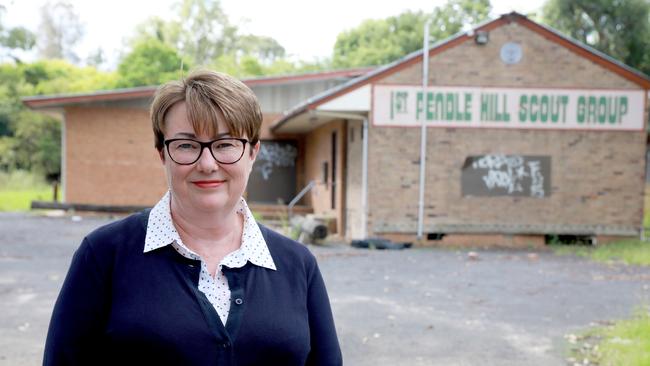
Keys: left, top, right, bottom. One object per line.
{"left": 144, "top": 191, "right": 276, "bottom": 271}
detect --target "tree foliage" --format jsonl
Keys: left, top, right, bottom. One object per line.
{"left": 123, "top": 0, "right": 323, "bottom": 81}
{"left": 333, "top": 11, "right": 428, "bottom": 68}
{"left": 20, "top": 59, "right": 117, "bottom": 94}
{"left": 429, "top": 0, "right": 492, "bottom": 39}
{"left": 10, "top": 111, "right": 61, "bottom": 177}
{"left": 128, "top": 0, "right": 282, "bottom": 67}
{"left": 542, "top": 0, "right": 650, "bottom": 75}
{"left": 237, "top": 35, "right": 286, "bottom": 63}
{"left": 37, "top": 0, "right": 84, "bottom": 63}
{"left": 332, "top": 0, "right": 491, "bottom": 68}
{"left": 0, "top": 59, "right": 118, "bottom": 178}
{"left": 0, "top": 27, "right": 35, "bottom": 55}
{"left": 171, "top": 0, "right": 239, "bottom": 66}
{"left": 117, "top": 40, "right": 189, "bottom": 88}
{"left": 0, "top": 5, "right": 35, "bottom": 62}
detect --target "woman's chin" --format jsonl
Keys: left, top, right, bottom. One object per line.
{"left": 191, "top": 196, "right": 234, "bottom": 213}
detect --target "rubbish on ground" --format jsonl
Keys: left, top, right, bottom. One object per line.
{"left": 350, "top": 238, "right": 412, "bottom": 250}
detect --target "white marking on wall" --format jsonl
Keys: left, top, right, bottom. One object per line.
{"left": 470, "top": 154, "right": 547, "bottom": 197}
{"left": 528, "top": 161, "right": 544, "bottom": 198}
{"left": 255, "top": 143, "right": 298, "bottom": 180}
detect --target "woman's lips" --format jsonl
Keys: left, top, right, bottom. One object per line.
{"left": 192, "top": 180, "right": 225, "bottom": 188}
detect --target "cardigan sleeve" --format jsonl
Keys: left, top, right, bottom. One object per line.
{"left": 43, "top": 237, "right": 111, "bottom": 366}
{"left": 305, "top": 259, "right": 343, "bottom": 366}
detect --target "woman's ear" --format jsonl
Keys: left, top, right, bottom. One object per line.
{"left": 248, "top": 141, "right": 261, "bottom": 173}
{"left": 158, "top": 148, "right": 165, "bottom": 164}
{"left": 250, "top": 141, "right": 261, "bottom": 161}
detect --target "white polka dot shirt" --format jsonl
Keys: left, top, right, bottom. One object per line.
{"left": 143, "top": 191, "right": 276, "bottom": 326}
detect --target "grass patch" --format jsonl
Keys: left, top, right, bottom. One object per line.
{"left": 0, "top": 188, "right": 52, "bottom": 211}
{"left": 569, "top": 308, "right": 650, "bottom": 365}
{"left": 645, "top": 184, "right": 650, "bottom": 230}
{"left": 0, "top": 170, "right": 54, "bottom": 212}
{"left": 550, "top": 239, "right": 650, "bottom": 266}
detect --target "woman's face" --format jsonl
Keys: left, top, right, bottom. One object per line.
{"left": 161, "top": 101, "right": 259, "bottom": 215}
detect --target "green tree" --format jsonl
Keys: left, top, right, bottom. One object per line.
{"left": 126, "top": 0, "right": 292, "bottom": 75}
{"left": 264, "top": 58, "right": 330, "bottom": 76}
{"left": 429, "top": 0, "right": 492, "bottom": 39}
{"left": 168, "top": 0, "right": 238, "bottom": 66}
{"left": 85, "top": 48, "right": 105, "bottom": 68}
{"left": 130, "top": 16, "right": 173, "bottom": 45}
{"left": 333, "top": 11, "right": 427, "bottom": 68}
{"left": 0, "top": 5, "right": 35, "bottom": 62}
{"left": 11, "top": 111, "right": 61, "bottom": 177}
{"left": 237, "top": 35, "right": 286, "bottom": 64}
{"left": 0, "top": 136, "right": 16, "bottom": 170}
{"left": 332, "top": 0, "right": 491, "bottom": 68}
{"left": 542, "top": 0, "right": 650, "bottom": 75}
{"left": 37, "top": 1, "right": 84, "bottom": 63}
{"left": 238, "top": 55, "right": 264, "bottom": 76}
{"left": 0, "top": 63, "right": 24, "bottom": 136}
{"left": 0, "top": 59, "right": 117, "bottom": 178}
{"left": 117, "top": 40, "right": 190, "bottom": 87}
{"left": 210, "top": 53, "right": 329, "bottom": 78}
{"left": 19, "top": 59, "right": 117, "bottom": 94}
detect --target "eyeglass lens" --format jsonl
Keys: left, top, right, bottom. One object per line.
{"left": 168, "top": 139, "right": 245, "bottom": 164}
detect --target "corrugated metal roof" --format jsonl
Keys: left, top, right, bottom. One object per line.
{"left": 22, "top": 67, "right": 375, "bottom": 109}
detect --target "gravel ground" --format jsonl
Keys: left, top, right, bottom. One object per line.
{"left": 1, "top": 212, "right": 650, "bottom": 365}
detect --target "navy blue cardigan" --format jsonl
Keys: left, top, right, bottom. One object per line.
{"left": 44, "top": 210, "right": 342, "bottom": 365}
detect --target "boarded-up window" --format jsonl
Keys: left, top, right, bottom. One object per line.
{"left": 461, "top": 155, "right": 551, "bottom": 198}
{"left": 247, "top": 140, "right": 298, "bottom": 204}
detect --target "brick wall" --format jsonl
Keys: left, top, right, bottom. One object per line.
{"left": 65, "top": 106, "right": 167, "bottom": 206}
{"left": 63, "top": 106, "right": 299, "bottom": 207}
{"left": 367, "top": 21, "right": 647, "bottom": 237}
{"left": 381, "top": 22, "right": 639, "bottom": 89}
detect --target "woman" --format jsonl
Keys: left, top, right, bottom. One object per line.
{"left": 43, "top": 70, "right": 342, "bottom": 365}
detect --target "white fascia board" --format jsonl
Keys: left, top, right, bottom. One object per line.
{"left": 316, "top": 85, "right": 370, "bottom": 112}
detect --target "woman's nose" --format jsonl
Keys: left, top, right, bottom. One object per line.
{"left": 196, "top": 146, "right": 219, "bottom": 172}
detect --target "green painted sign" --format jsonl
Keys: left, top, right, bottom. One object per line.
{"left": 377, "top": 85, "right": 644, "bottom": 130}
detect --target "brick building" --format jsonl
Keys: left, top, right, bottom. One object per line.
{"left": 272, "top": 12, "right": 649, "bottom": 245}
{"left": 23, "top": 68, "right": 371, "bottom": 215}
{"left": 25, "top": 13, "right": 650, "bottom": 245}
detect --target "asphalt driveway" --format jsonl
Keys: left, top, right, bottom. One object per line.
{"left": 1, "top": 212, "right": 649, "bottom": 365}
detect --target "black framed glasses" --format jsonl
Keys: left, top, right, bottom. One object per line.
{"left": 164, "top": 138, "right": 249, "bottom": 165}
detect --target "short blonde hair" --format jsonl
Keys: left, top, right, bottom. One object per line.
{"left": 150, "top": 70, "right": 263, "bottom": 151}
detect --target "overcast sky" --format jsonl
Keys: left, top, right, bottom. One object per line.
{"left": 3, "top": 0, "right": 545, "bottom": 69}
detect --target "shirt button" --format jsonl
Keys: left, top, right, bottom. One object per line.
{"left": 234, "top": 298, "right": 243, "bottom": 305}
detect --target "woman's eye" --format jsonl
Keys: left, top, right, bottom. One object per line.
{"left": 177, "top": 143, "right": 197, "bottom": 150}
